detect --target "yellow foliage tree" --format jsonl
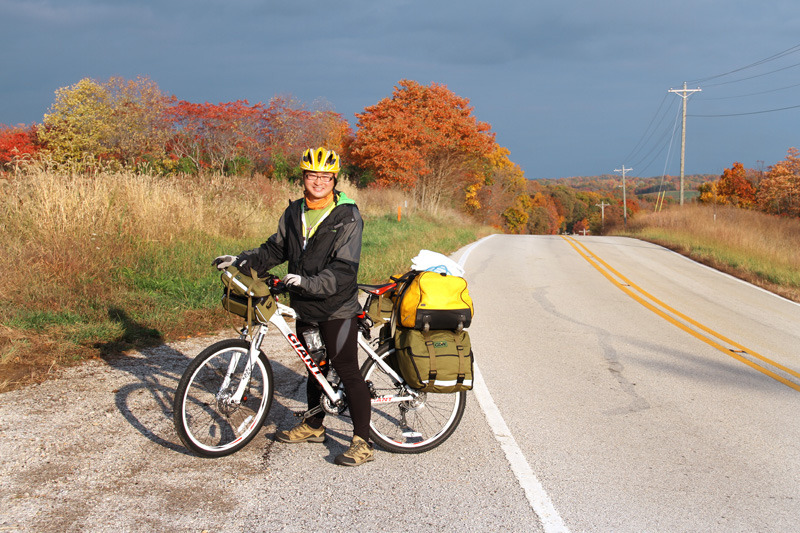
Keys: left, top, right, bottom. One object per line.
{"left": 470, "top": 143, "right": 526, "bottom": 224}
{"left": 39, "top": 78, "right": 114, "bottom": 170}
{"left": 38, "top": 76, "right": 172, "bottom": 171}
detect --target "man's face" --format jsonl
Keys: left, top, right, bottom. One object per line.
{"left": 303, "top": 172, "right": 336, "bottom": 200}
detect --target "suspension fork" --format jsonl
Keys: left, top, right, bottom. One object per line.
{"left": 223, "top": 324, "right": 269, "bottom": 404}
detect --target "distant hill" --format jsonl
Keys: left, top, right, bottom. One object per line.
{"left": 535, "top": 174, "right": 716, "bottom": 193}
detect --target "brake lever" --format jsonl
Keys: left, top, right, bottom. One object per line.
{"left": 268, "top": 276, "right": 288, "bottom": 294}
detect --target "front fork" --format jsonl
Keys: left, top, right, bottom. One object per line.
{"left": 221, "top": 325, "right": 269, "bottom": 405}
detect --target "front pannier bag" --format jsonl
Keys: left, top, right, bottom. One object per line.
{"left": 394, "top": 327, "right": 473, "bottom": 393}
{"left": 397, "top": 271, "right": 473, "bottom": 330}
{"left": 220, "top": 266, "right": 277, "bottom": 325}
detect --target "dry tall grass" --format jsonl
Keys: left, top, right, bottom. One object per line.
{"left": 626, "top": 203, "right": 800, "bottom": 301}
{"left": 0, "top": 169, "right": 486, "bottom": 390}
{"left": 1, "top": 172, "right": 282, "bottom": 308}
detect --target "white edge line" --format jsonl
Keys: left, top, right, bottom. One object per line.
{"left": 457, "top": 236, "right": 570, "bottom": 533}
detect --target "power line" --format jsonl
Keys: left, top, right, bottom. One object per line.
{"left": 688, "top": 42, "right": 800, "bottom": 84}
{"left": 699, "top": 81, "right": 800, "bottom": 100}
{"left": 700, "top": 59, "right": 800, "bottom": 88}
{"left": 622, "top": 93, "right": 671, "bottom": 163}
{"left": 618, "top": 42, "right": 800, "bottom": 185}
{"left": 633, "top": 102, "right": 682, "bottom": 176}
{"left": 689, "top": 103, "right": 800, "bottom": 117}
{"left": 629, "top": 107, "right": 679, "bottom": 171}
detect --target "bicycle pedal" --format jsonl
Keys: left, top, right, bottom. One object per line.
{"left": 292, "top": 411, "right": 306, "bottom": 418}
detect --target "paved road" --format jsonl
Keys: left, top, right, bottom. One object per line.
{"left": 463, "top": 234, "right": 800, "bottom": 532}
{"left": 2, "top": 234, "right": 799, "bottom": 532}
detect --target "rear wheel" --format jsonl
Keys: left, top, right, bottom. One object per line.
{"left": 173, "top": 339, "right": 274, "bottom": 457}
{"left": 360, "top": 342, "right": 466, "bottom": 453}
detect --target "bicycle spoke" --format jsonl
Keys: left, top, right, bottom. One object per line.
{"left": 174, "top": 340, "right": 274, "bottom": 457}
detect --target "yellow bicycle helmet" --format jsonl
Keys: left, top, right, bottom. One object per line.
{"left": 300, "top": 147, "right": 340, "bottom": 173}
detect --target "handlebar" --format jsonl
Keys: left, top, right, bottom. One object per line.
{"left": 265, "top": 274, "right": 288, "bottom": 295}
{"left": 219, "top": 266, "right": 289, "bottom": 296}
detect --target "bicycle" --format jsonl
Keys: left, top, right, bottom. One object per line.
{"left": 172, "top": 267, "right": 467, "bottom": 457}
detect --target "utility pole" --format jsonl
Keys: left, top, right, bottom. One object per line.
{"left": 614, "top": 166, "right": 632, "bottom": 228}
{"left": 668, "top": 82, "right": 702, "bottom": 206}
{"left": 596, "top": 201, "right": 610, "bottom": 231}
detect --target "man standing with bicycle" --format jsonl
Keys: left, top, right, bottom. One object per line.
{"left": 213, "top": 147, "right": 373, "bottom": 466}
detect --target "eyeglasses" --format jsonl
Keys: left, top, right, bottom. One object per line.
{"left": 304, "top": 173, "right": 335, "bottom": 183}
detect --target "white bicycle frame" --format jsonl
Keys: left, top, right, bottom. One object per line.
{"left": 224, "top": 297, "right": 414, "bottom": 409}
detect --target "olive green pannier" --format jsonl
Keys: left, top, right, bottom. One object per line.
{"left": 220, "top": 266, "right": 277, "bottom": 326}
{"left": 393, "top": 327, "right": 473, "bottom": 393}
{"left": 366, "top": 290, "right": 395, "bottom": 325}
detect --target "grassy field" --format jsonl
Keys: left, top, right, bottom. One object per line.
{"left": 621, "top": 203, "right": 800, "bottom": 303}
{"left": 0, "top": 171, "right": 493, "bottom": 392}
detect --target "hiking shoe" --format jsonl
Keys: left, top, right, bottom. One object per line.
{"left": 334, "top": 436, "right": 374, "bottom": 466}
{"left": 274, "top": 422, "right": 326, "bottom": 443}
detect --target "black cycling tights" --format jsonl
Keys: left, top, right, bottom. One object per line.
{"left": 296, "top": 317, "right": 371, "bottom": 442}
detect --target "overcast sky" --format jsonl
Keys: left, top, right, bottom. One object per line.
{"left": 2, "top": 0, "right": 799, "bottom": 179}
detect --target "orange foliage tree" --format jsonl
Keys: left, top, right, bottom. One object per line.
{"left": 757, "top": 148, "right": 800, "bottom": 217}
{"left": 350, "top": 80, "right": 495, "bottom": 211}
{"left": 527, "top": 191, "right": 563, "bottom": 234}
{"left": 716, "top": 162, "right": 756, "bottom": 208}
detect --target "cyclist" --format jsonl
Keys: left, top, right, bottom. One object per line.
{"left": 213, "top": 147, "right": 373, "bottom": 466}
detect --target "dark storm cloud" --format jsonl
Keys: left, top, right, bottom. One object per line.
{"left": 2, "top": 0, "right": 799, "bottom": 177}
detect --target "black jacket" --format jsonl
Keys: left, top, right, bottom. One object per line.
{"left": 239, "top": 191, "right": 362, "bottom": 322}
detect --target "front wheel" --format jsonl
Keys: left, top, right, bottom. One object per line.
{"left": 360, "top": 342, "right": 466, "bottom": 453}
{"left": 173, "top": 339, "right": 274, "bottom": 457}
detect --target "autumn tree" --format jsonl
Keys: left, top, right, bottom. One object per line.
{"left": 757, "top": 147, "right": 800, "bottom": 217}
{"left": 526, "top": 191, "right": 562, "bottom": 234}
{"left": 38, "top": 76, "right": 173, "bottom": 171}
{"left": 166, "top": 99, "right": 266, "bottom": 174}
{"left": 697, "top": 181, "right": 719, "bottom": 204}
{"left": 502, "top": 194, "right": 531, "bottom": 233}
{"left": 572, "top": 218, "right": 589, "bottom": 234}
{"left": 351, "top": 80, "right": 495, "bottom": 211}
{"left": 716, "top": 162, "right": 756, "bottom": 208}
{"left": 38, "top": 78, "right": 114, "bottom": 170}
{"left": 104, "top": 76, "right": 173, "bottom": 167}
{"left": 469, "top": 144, "right": 526, "bottom": 225}
{"left": 263, "top": 96, "right": 351, "bottom": 180}
{"left": 0, "top": 124, "right": 39, "bottom": 171}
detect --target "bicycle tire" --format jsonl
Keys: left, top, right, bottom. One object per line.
{"left": 173, "top": 339, "right": 274, "bottom": 457}
{"left": 360, "top": 341, "right": 466, "bottom": 453}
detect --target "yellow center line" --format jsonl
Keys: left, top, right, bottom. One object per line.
{"left": 561, "top": 235, "right": 800, "bottom": 392}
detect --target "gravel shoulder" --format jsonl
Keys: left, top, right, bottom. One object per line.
{"left": 0, "top": 323, "right": 538, "bottom": 532}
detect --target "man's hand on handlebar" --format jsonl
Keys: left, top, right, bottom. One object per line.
{"left": 212, "top": 255, "right": 237, "bottom": 270}
{"left": 212, "top": 254, "right": 256, "bottom": 272}
{"left": 283, "top": 274, "right": 303, "bottom": 289}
